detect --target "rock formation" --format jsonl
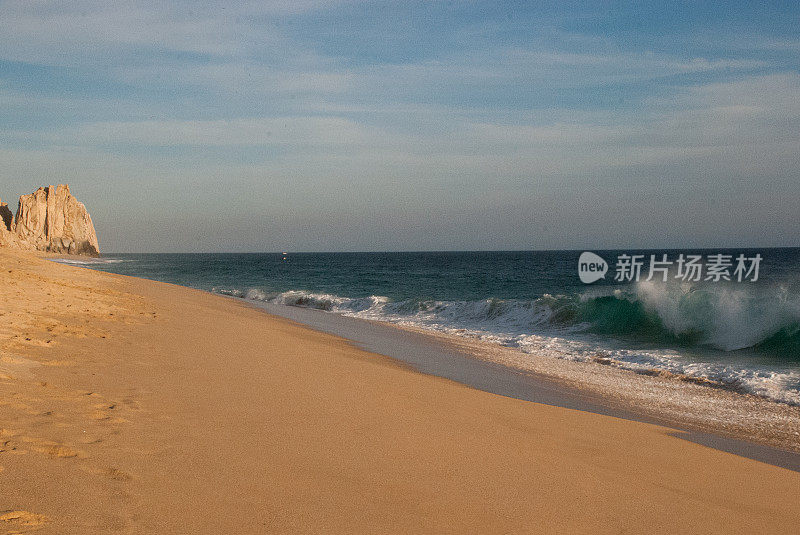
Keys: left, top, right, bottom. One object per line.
{"left": 0, "top": 185, "right": 99, "bottom": 256}
{"left": 0, "top": 198, "right": 15, "bottom": 248}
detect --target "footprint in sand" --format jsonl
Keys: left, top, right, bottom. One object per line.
{"left": 1, "top": 431, "right": 78, "bottom": 459}
{"left": 90, "top": 402, "right": 126, "bottom": 424}
{"left": 90, "top": 410, "right": 111, "bottom": 421}
{"left": 30, "top": 443, "right": 82, "bottom": 459}
{"left": 104, "top": 467, "right": 133, "bottom": 481}
{"left": 0, "top": 510, "right": 49, "bottom": 528}
{"left": 0, "top": 440, "right": 25, "bottom": 455}
{"left": 80, "top": 465, "right": 133, "bottom": 481}
{"left": 121, "top": 397, "right": 141, "bottom": 411}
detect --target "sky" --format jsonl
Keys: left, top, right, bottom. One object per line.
{"left": 0, "top": 0, "right": 798, "bottom": 252}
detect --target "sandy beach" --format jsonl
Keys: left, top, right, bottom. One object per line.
{"left": 2, "top": 250, "right": 800, "bottom": 534}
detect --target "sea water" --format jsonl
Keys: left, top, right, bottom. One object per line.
{"left": 58, "top": 249, "right": 800, "bottom": 405}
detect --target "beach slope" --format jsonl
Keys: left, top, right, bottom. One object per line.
{"left": 1, "top": 250, "right": 799, "bottom": 534}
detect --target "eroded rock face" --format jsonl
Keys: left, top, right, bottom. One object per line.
{"left": 0, "top": 198, "right": 15, "bottom": 248}
{"left": 0, "top": 185, "right": 99, "bottom": 256}
{"left": 0, "top": 199, "right": 12, "bottom": 232}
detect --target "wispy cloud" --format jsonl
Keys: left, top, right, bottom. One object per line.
{"left": 5, "top": 72, "right": 797, "bottom": 179}
{"left": 0, "top": 1, "right": 353, "bottom": 63}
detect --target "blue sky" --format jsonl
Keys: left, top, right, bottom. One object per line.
{"left": 0, "top": 0, "right": 798, "bottom": 252}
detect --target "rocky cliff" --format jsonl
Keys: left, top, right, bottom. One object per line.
{"left": 0, "top": 185, "right": 99, "bottom": 256}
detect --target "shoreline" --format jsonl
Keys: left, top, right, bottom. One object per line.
{"left": 46, "top": 252, "right": 800, "bottom": 455}
{"left": 48, "top": 252, "right": 800, "bottom": 456}
{"left": 394, "top": 324, "right": 800, "bottom": 454}
{"left": 246, "top": 298, "right": 800, "bottom": 463}
{"left": 48, "top": 251, "right": 800, "bottom": 409}
{"left": 3, "top": 251, "right": 800, "bottom": 532}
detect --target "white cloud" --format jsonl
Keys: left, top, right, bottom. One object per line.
{"left": 4, "top": 72, "right": 798, "bottom": 181}
{"left": 5, "top": 116, "right": 393, "bottom": 148}
{"left": 0, "top": 1, "right": 360, "bottom": 66}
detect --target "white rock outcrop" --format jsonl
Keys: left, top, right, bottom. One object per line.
{"left": 0, "top": 185, "right": 99, "bottom": 256}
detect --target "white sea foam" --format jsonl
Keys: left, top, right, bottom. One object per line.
{"left": 634, "top": 280, "right": 800, "bottom": 351}
{"left": 50, "top": 258, "right": 127, "bottom": 266}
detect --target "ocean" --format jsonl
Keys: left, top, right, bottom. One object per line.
{"left": 57, "top": 248, "right": 800, "bottom": 405}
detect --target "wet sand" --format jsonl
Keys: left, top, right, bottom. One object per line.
{"left": 252, "top": 300, "right": 800, "bottom": 469}
{"left": 2, "top": 250, "right": 800, "bottom": 533}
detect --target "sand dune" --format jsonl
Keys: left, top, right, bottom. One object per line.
{"left": 1, "top": 250, "right": 799, "bottom": 534}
